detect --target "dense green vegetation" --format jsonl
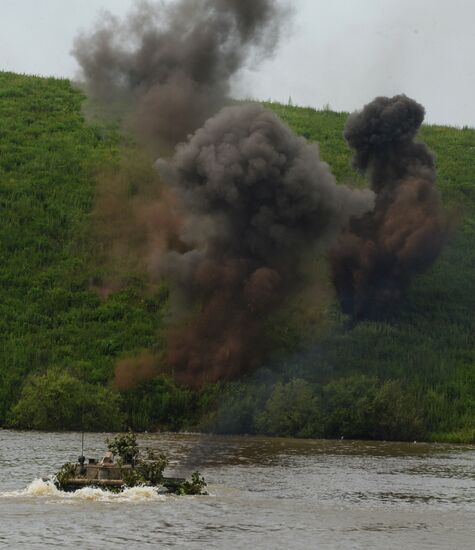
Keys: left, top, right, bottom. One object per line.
{"left": 0, "top": 72, "right": 166, "bottom": 426}
{"left": 0, "top": 72, "right": 473, "bottom": 442}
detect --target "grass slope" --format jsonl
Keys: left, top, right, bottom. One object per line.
{"left": 263, "top": 102, "right": 475, "bottom": 442}
{"left": 0, "top": 72, "right": 168, "bottom": 427}
{"left": 0, "top": 73, "right": 473, "bottom": 440}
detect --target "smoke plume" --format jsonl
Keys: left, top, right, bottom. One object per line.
{"left": 75, "top": 1, "right": 375, "bottom": 388}
{"left": 330, "top": 95, "right": 447, "bottom": 319}
{"left": 73, "top": 0, "right": 288, "bottom": 148}
{"left": 115, "top": 353, "right": 159, "bottom": 391}
{"left": 153, "top": 104, "right": 373, "bottom": 386}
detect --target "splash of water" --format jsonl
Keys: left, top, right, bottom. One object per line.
{"left": 0, "top": 478, "right": 168, "bottom": 503}
{"left": 26, "top": 478, "right": 59, "bottom": 497}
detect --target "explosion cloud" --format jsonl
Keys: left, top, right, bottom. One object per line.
{"left": 74, "top": 0, "right": 373, "bottom": 387}
{"left": 73, "top": 0, "right": 287, "bottom": 148}
{"left": 155, "top": 104, "right": 373, "bottom": 386}
{"left": 330, "top": 95, "right": 448, "bottom": 320}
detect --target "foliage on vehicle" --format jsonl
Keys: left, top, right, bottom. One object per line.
{"left": 107, "top": 430, "right": 139, "bottom": 463}
{"left": 176, "top": 472, "right": 207, "bottom": 495}
{"left": 55, "top": 462, "right": 78, "bottom": 487}
{"left": 107, "top": 431, "right": 170, "bottom": 487}
{"left": 121, "top": 449, "right": 169, "bottom": 487}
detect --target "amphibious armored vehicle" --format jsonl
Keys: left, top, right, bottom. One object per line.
{"left": 51, "top": 456, "right": 185, "bottom": 493}
{"left": 46, "top": 432, "right": 206, "bottom": 495}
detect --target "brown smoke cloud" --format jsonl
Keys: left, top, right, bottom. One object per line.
{"left": 330, "top": 95, "right": 448, "bottom": 320}
{"left": 114, "top": 353, "right": 159, "bottom": 391}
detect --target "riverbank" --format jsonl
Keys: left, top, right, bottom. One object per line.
{"left": 0, "top": 71, "right": 473, "bottom": 442}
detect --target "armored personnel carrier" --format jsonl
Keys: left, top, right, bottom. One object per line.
{"left": 47, "top": 431, "right": 206, "bottom": 495}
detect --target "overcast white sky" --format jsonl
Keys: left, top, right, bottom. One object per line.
{"left": 1, "top": 0, "right": 474, "bottom": 127}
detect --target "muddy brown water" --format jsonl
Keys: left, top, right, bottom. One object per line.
{"left": 0, "top": 430, "right": 473, "bottom": 549}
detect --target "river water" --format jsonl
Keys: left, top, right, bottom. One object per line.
{"left": 0, "top": 430, "right": 473, "bottom": 549}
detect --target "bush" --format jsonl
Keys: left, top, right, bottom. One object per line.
{"left": 201, "top": 382, "right": 265, "bottom": 434}
{"left": 322, "top": 375, "right": 379, "bottom": 439}
{"left": 7, "top": 367, "right": 125, "bottom": 431}
{"left": 371, "top": 380, "right": 424, "bottom": 441}
{"left": 322, "top": 375, "right": 424, "bottom": 441}
{"left": 120, "top": 378, "right": 197, "bottom": 431}
{"left": 256, "top": 379, "right": 323, "bottom": 438}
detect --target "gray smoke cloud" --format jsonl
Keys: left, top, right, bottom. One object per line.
{"left": 73, "top": 0, "right": 288, "bottom": 147}
{"left": 153, "top": 104, "right": 373, "bottom": 385}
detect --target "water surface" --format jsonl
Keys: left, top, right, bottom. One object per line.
{"left": 0, "top": 430, "right": 473, "bottom": 549}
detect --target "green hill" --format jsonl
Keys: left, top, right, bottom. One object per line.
{"left": 0, "top": 72, "right": 473, "bottom": 441}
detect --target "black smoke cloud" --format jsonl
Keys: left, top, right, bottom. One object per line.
{"left": 154, "top": 104, "right": 373, "bottom": 386}
{"left": 73, "top": 0, "right": 288, "bottom": 148}
{"left": 330, "top": 95, "right": 447, "bottom": 320}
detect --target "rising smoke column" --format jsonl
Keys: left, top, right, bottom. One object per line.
{"left": 330, "top": 95, "right": 447, "bottom": 320}
{"left": 153, "top": 104, "right": 373, "bottom": 386}
{"left": 73, "top": 0, "right": 375, "bottom": 388}
{"left": 73, "top": 0, "right": 287, "bottom": 148}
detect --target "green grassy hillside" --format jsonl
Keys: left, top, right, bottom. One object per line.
{"left": 0, "top": 72, "right": 169, "bottom": 430}
{"left": 0, "top": 72, "right": 473, "bottom": 441}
